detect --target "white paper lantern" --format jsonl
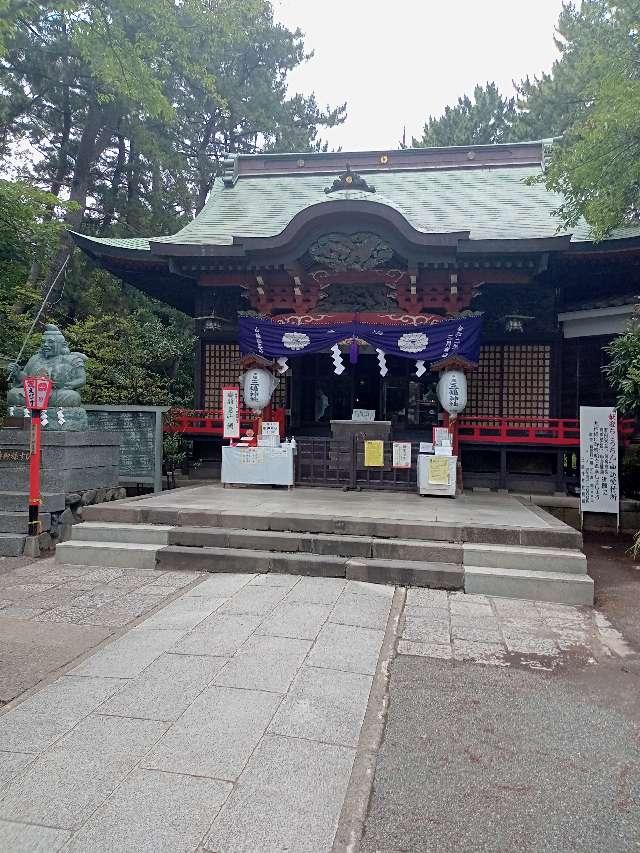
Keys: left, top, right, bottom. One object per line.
{"left": 242, "top": 368, "right": 278, "bottom": 411}
{"left": 437, "top": 370, "right": 467, "bottom": 414}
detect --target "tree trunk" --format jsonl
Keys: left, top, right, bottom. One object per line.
{"left": 39, "top": 101, "right": 106, "bottom": 294}
{"left": 196, "top": 116, "right": 217, "bottom": 213}
{"left": 101, "top": 133, "right": 126, "bottom": 233}
{"left": 125, "top": 130, "right": 143, "bottom": 232}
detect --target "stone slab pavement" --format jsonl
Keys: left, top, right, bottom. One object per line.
{"left": 0, "top": 556, "right": 204, "bottom": 703}
{"left": 0, "top": 571, "right": 393, "bottom": 852}
{"left": 0, "top": 564, "right": 637, "bottom": 852}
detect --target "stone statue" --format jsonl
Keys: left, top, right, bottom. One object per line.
{"left": 6, "top": 324, "right": 88, "bottom": 429}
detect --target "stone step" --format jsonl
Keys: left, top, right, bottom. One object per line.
{"left": 72, "top": 522, "right": 173, "bottom": 545}
{"left": 55, "top": 540, "right": 160, "bottom": 570}
{"left": 346, "top": 558, "right": 463, "bottom": 589}
{"left": 0, "top": 490, "right": 65, "bottom": 513}
{"left": 156, "top": 545, "right": 347, "bottom": 578}
{"left": 156, "top": 545, "right": 463, "bottom": 589}
{"left": 56, "top": 537, "right": 464, "bottom": 590}
{"left": 0, "top": 511, "right": 51, "bottom": 535}
{"left": 462, "top": 543, "right": 587, "bottom": 574}
{"left": 81, "top": 504, "right": 582, "bottom": 550}
{"left": 464, "top": 565, "right": 594, "bottom": 606}
{"left": 166, "top": 526, "right": 463, "bottom": 563}
{"left": 0, "top": 532, "right": 26, "bottom": 557}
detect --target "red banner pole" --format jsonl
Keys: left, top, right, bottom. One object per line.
{"left": 28, "top": 413, "right": 42, "bottom": 538}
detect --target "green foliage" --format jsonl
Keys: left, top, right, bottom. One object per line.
{"left": 64, "top": 308, "right": 195, "bottom": 407}
{"left": 604, "top": 310, "right": 640, "bottom": 416}
{"left": 0, "top": 180, "right": 66, "bottom": 360}
{"left": 414, "top": 83, "right": 524, "bottom": 148}
{"left": 0, "top": 0, "right": 344, "bottom": 408}
{"left": 535, "top": 1, "right": 640, "bottom": 238}
{"left": 621, "top": 443, "right": 640, "bottom": 499}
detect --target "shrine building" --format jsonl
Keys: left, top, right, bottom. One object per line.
{"left": 71, "top": 140, "right": 638, "bottom": 493}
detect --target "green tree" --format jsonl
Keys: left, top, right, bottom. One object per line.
{"left": 605, "top": 307, "right": 640, "bottom": 416}
{"left": 0, "top": 180, "right": 64, "bottom": 362}
{"left": 537, "top": 1, "right": 640, "bottom": 238}
{"left": 0, "top": 1, "right": 345, "bottom": 408}
{"left": 65, "top": 308, "right": 195, "bottom": 407}
{"left": 413, "top": 83, "right": 522, "bottom": 148}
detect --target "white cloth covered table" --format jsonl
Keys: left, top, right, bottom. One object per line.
{"left": 221, "top": 445, "right": 295, "bottom": 486}
{"left": 417, "top": 453, "right": 457, "bottom": 498}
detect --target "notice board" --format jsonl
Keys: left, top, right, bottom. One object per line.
{"left": 86, "top": 405, "right": 167, "bottom": 493}
{"left": 579, "top": 406, "right": 619, "bottom": 525}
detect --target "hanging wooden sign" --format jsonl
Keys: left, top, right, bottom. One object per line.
{"left": 222, "top": 386, "right": 240, "bottom": 439}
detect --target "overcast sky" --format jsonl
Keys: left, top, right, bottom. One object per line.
{"left": 272, "top": 0, "right": 565, "bottom": 151}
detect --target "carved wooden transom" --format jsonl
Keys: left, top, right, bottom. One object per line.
{"left": 308, "top": 232, "right": 394, "bottom": 271}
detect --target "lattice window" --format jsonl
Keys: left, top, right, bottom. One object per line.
{"left": 204, "top": 343, "right": 241, "bottom": 408}
{"left": 466, "top": 346, "right": 503, "bottom": 417}
{"left": 203, "top": 343, "right": 287, "bottom": 410}
{"left": 466, "top": 344, "right": 551, "bottom": 418}
{"left": 503, "top": 345, "right": 550, "bottom": 418}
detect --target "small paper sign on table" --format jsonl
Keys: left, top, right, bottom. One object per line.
{"left": 364, "top": 440, "right": 384, "bottom": 467}
{"left": 392, "top": 441, "right": 411, "bottom": 469}
{"left": 428, "top": 456, "right": 450, "bottom": 485}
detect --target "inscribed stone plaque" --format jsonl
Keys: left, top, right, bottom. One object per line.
{"left": 86, "top": 409, "right": 156, "bottom": 480}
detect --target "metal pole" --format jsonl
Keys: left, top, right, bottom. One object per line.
{"left": 28, "top": 413, "right": 42, "bottom": 537}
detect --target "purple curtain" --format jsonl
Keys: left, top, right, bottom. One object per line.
{"left": 238, "top": 315, "right": 482, "bottom": 366}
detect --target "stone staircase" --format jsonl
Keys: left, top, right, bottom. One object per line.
{"left": 55, "top": 502, "right": 594, "bottom": 605}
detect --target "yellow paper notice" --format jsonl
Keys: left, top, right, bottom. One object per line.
{"left": 364, "top": 440, "right": 384, "bottom": 467}
{"left": 428, "top": 456, "right": 450, "bottom": 485}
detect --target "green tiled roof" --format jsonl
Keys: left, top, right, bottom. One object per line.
{"left": 73, "top": 234, "right": 152, "bottom": 252}
{"left": 153, "top": 166, "right": 578, "bottom": 246}
{"left": 74, "top": 156, "right": 640, "bottom": 256}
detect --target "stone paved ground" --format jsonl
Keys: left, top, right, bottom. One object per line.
{"left": 0, "top": 563, "right": 637, "bottom": 852}
{"left": 0, "top": 557, "right": 203, "bottom": 702}
{"left": 398, "top": 587, "right": 635, "bottom": 669}
{"left": 0, "top": 571, "right": 393, "bottom": 852}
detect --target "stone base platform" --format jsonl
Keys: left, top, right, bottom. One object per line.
{"left": 0, "top": 429, "right": 121, "bottom": 555}
{"left": 56, "top": 485, "right": 594, "bottom": 605}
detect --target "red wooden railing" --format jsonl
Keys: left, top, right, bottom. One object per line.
{"left": 164, "top": 407, "right": 286, "bottom": 438}
{"left": 164, "top": 409, "right": 634, "bottom": 448}
{"left": 456, "top": 415, "right": 635, "bottom": 446}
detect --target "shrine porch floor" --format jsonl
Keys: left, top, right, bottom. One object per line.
{"left": 92, "top": 483, "right": 573, "bottom": 535}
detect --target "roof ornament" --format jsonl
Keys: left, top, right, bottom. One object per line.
{"left": 324, "top": 163, "right": 376, "bottom": 194}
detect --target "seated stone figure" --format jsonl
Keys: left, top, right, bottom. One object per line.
{"left": 7, "top": 324, "right": 87, "bottom": 408}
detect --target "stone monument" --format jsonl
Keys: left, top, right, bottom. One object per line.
{"left": 6, "top": 324, "right": 88, "bottom": 429}
{"left": 1, "top": 325, "right": 124, "bottom": 555}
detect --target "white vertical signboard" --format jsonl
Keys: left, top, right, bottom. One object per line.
{"left": 579, "top": 406, "right": 619, "bottom": 527}
{"left": 222, "top": 386, "right": 240, "bottom": 439}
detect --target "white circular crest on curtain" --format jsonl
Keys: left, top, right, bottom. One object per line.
{"left": 398, "top": 332, "right": 429, "bottom": 353}
{"left": 282, "top": 332, "right": 311, "bottom": 350}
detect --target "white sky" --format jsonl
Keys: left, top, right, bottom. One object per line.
{"left": 273, "top": 0, "right": 565, "bottom": 151}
